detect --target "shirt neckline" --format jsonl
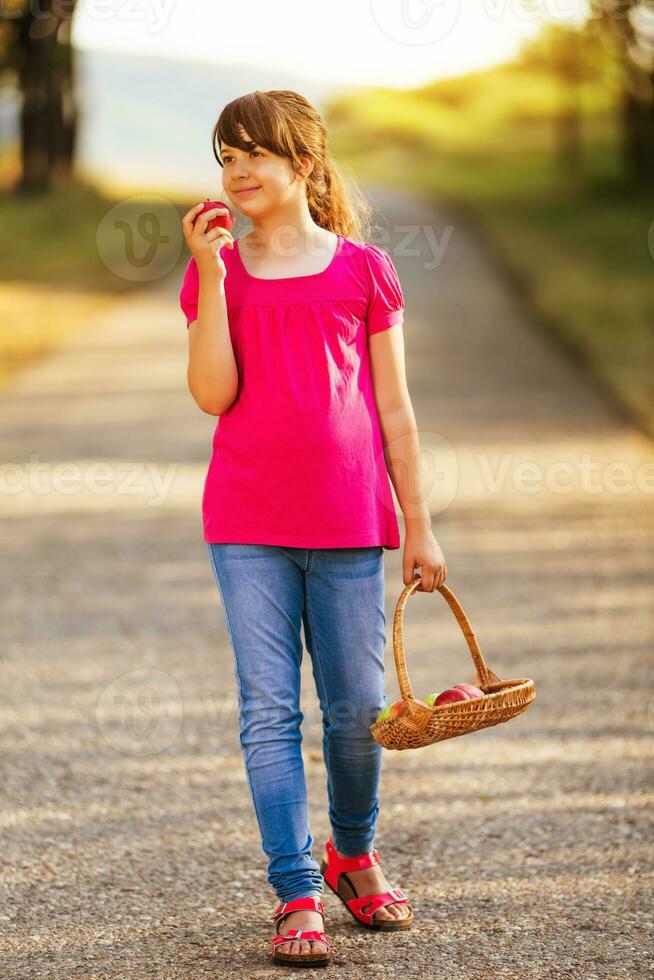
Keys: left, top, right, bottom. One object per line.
{"left": 234, "top": 233, "right": 343, "bottom": 282}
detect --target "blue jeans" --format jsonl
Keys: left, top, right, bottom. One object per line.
{"left": 206, "top": 543, "right": 389, "bottom": 903}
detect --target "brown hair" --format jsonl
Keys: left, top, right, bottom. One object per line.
{"left": 211, "top": 90, "right": 372, "bottom": 242}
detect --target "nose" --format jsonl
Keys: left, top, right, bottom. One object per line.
{"left": 232, "top": 160, "right": 252, "bottom": 181}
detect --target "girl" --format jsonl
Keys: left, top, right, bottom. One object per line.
{"left": 179, "top": 90, "right": 446, "bottom": 968}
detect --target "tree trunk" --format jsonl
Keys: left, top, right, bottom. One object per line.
{"left": 16, "top": 13, "right": 55, "bottom": 192}
{"left": 554, "top": 35, "right": 583, "bottom": 181}
{"left": 52, "top": 17, "right": 78, "bottom": 182}
{"left": 15, "top": 5, "right": 78, "bottom": 194}
{"left": 621, "top": 75, "right": 654, "bottom": 186}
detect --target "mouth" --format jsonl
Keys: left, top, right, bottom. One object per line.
{"left": 234, "top": 186, "right": 261, "bottom": 196}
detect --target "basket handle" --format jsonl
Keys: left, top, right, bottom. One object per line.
{"left": 392, "top": 576, "right": 503, "bottom": 701}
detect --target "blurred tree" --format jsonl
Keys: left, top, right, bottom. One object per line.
{"left": 515, "top": 18, "right": 616, "bottom": 178}
{"left": 591, "top": 0, "right": 654, "bottom": 185}
{"left": 0, "top": 0, "right": 79, "bottom": 194}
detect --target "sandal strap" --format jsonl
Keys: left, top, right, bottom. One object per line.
{"left": 347, "top": 888, "right": 410, "bottom": 923}
{"left": 324, "top": 835, "right": 380, "bottom": 874}
{"left": 273, "top": 895, "right": 325, "bottom": 930}
{"left": 271, "top": 929, "right": 331, "bottom": 949}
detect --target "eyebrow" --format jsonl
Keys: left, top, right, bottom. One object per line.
{"left": 220, "top": 143, "right": 259, "bottom": 152}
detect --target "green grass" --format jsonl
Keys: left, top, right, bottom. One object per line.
{"left": 0, "top": 157, "right": 194, "bottom": 389}
{"left": 0, "top": 172, "right": 192, "bottom": 288}
{"left": 471, "top": 181, "right": 654, "bottom": 437}
{"left": 327, "top": 72, "right": 654, "bottom": 439}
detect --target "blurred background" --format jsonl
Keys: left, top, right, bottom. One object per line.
{"left": 0, "top": 0, "right": 652, "bottom": 432}
{"left": 0, "top": 3, "right": 652, "bottom": 977}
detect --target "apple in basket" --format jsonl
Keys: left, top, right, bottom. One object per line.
{"left": 375, "top": 700, "right": 403, "bottom": 724}
{"left": 192, "top": 200, "right": 234, "bottom": 233}
{"left": 453, "top": 683, "right": 485, "bottom": 699}
{"left": 429, "top": 688, "right": 468, "bottom": 706}
{"left": 423, "top": 684, "right": 484, "bottom": 707}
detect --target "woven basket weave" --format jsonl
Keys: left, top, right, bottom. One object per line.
{"left": 370, "top": 577, "right": 535, "bottom": 750}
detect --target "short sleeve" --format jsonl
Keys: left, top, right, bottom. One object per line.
{"left": 179, "top": 256, "right": 199, "bottom": 327}
{"left": 363, "top": 243, "right": 405, "bottom": 335}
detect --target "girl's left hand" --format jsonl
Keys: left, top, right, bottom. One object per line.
{"left": 402, "top": 526, "right": 447, "bottom": 592}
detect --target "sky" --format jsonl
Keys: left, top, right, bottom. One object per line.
{"left": 72, "top": 0, "right": 589, "bottom": 89}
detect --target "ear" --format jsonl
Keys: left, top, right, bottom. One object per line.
{"left": 294, "top": 154, "right": 314, "bottom": 181}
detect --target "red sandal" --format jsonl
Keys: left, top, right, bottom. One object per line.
{"left": 320, "top": 836, "right": 414, "bottom": 931}
{"left": 271, "top": 895, "right": 332, "bottom": 968}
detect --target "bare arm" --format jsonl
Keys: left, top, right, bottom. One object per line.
{"left": 187, "top": 273, "right": 238, "bottom": 415}
{"left": 368, "top": 324, "right": 447, "bottom": 591}
{"left": 181, "top": 202, "right": 239, "bottom": 415}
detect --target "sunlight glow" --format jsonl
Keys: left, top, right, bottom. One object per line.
{"left": 72, "top": 0, "right": 589, "bottom": 89}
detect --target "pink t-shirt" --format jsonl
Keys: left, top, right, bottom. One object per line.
{"left": 179, "top": 233, "right": 404, "bottom": 549}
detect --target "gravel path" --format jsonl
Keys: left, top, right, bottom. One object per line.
{"left": 0, "top": 187, "right": 652, "bottom": 978}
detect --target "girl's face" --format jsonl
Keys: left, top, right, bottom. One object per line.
{"left": 219, "top": 127, "right": 309, "bottom": 216}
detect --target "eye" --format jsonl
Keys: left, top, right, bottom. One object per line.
{"left": 222, "top": 150, "right": 263, "bottom": 164}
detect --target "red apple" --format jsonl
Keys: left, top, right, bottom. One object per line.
{"left": 453, "top": 683, "right": 485, "bottom": 699}
{"left": 387, "top": 699, "right": 404, "bottom": 719}
{"left": 424, "top": 689, "right": 471, "bottom": 707}
{"left": 193, "top": 200, "right": 234, "bottom": 233}
{"left": 434, "top": 688, "right": 470, "bottom": 706}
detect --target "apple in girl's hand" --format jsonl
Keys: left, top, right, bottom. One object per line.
{"left": 453, "top": 683, "right": 484, "bottom": 699}
{"left": 193, "top": 200, "right": 234, "bottom": 233}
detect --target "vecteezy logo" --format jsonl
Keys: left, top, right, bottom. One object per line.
{"left": 95, "top": 668, "right": 183, "bottom": 757}
{"left": 96, "top": 194, "right": 182, "bottom": 282}
{"left": 369, "top": 0, "right": 460, "bottom": 46}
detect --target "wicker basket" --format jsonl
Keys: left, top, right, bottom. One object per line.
{"left": 370, "top": 577, "right": 535, "bottom": 750}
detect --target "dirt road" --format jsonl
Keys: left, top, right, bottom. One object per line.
{"left": 0, "top": 187, "right": 652, "bottom": 978}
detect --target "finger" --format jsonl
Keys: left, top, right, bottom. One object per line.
{"left": 202, "top": 206, "right": 231, "bottom": 220}
{"left": 182, "top": 202, "right": 205, "bottom": 225}
{"left": 209, "top": 234, "right": 234, "bottom": 252}
{"left": 213, "top": 240, "right": 233, "bottom": 253}
{"left": 195, "top": 207, "right": 231, "bottom": 231}
{"left": 206, "top": 226, "right": 234, "bottom": 244}
{"left": 182, "top": 204, "right": 206, "bottom": 244}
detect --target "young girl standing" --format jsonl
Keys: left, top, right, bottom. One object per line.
{"left": 179, "top": 90, "right": 446, "bottom": 968}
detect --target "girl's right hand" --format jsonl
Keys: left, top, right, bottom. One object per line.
{"left": 182, "top": 202, "right": 234, "bottom": 283}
